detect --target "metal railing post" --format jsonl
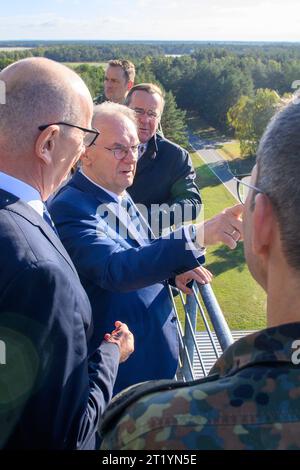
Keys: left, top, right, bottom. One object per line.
{"left": 182, "top": 284, "right": 198, "bottom": 380}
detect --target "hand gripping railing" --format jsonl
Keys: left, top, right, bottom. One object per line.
{"left": 168, "top": 281, "right": 234, "bottom": 381}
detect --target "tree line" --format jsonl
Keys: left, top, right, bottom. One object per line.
{"left": 1, "top": 43, "right": 300, "bottom": 152}
{"left": 134, "top": 49, "right": 300, "bottom": 153}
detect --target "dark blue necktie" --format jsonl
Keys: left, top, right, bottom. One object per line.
{"left": 121, "top": 195, "right": 141, "bottom": 233}
{"left": 43, "top": 206, "right": 59, "bottom": 235}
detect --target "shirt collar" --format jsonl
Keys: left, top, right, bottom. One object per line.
{"left": 0, "top": 171, "right": 44, "bottom": 217}
{"left": 210, "top": 322, "right": 300, "bottom": 378}
{"left": 80, "top": 169, "right": 123, "bottom": 203}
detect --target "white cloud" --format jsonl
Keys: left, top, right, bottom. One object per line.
{"left": 0, "top": 0, "right": 299, "bottom": 41}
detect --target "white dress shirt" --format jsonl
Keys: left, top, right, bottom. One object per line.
{"left": 0, "top": 171, "right": 44, "bottom": 217}
{"left": 80, "top": 169, "right": 122, "bottom": 203}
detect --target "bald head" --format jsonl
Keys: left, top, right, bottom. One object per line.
{"left": 0, "top": 57, "right": 93, "bottom": 157}
{"left": 0, "top": 58, "right": 94, "bottom": 199}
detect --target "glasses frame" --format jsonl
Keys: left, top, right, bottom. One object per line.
{"left": 104, "top": 145, "right": 139, "bottom": 160}
{"left": 38, "top": 122, "right": 100, "bottom": 147}
{"left": 234, "top": 175, "right": 264, "bottom": 205}
{"left": 133, "top": 107, "right": 161, "bottom": 120}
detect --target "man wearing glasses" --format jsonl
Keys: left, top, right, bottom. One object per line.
{"left": 125, "top": 83, "right": 202, "bottom": 235}
{"left": 0, "top": 58, "right": 134, "bottom": 449}
{"left": 100, "top": 99, "right": 300, "bottom": 450}
{"left": 49, "top": 101, "right": 243, "bottom": 395}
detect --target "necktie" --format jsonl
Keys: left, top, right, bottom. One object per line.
{"left": 138, "top": 143, "right": 147, "bottom": 160}
{"left": 120, "top": 195, "right": 148, "bottom": 243}
{"left": 43, "top": 205, "right": 59, "bottom": 235}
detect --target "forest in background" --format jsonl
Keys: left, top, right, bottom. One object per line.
{"left": 1, "top": 41, "right": 300, "bottom": 151}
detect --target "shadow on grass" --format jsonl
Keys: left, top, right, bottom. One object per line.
{"left": 186, "top": 114, "right": 229, "bottom": 143}
{"left": 195, "top": 160, "right": 235, "bottom": 189}
{"left": 195, "top": 164, "right": 220, "bottom": 190}
{"left": 195, "top": 155, "right": 257, "bottom": 191}
{"left": 207, "top": 243, "right": 246, "bottom": 276}
{"left": 228, "top": 155, "right": 256, "bottom": 175}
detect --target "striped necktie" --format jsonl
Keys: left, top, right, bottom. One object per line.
{"left": 43, "top": 205, "right": 59, "bottom": 235}
{"left": 138, "top": 143, "right": 147, "bottom": 160}
{"left": 120, "top": 195, "right": 149, "bottom": 244}
{"left": 121, "top": 195, "right": 141, "bottom": 232}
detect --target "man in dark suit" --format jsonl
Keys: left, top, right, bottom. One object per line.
{"left": 0, "top": 58, "right": 133, "bottom": 449}
{"left": 125, "top": 83, "right": 201, "bottom": 234}
{"left": 49, "top": 102, "right": 243, "bottom": 395}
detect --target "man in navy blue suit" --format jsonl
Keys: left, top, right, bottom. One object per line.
{"left": 49, "top": 102, "right": 243, "bottom": 395}
{"left": 0, "top": 58, "right": 133, "bottom": 449}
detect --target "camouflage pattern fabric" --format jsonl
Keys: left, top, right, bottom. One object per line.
{"left": 100, "top": 322, "right": 300, "bottom": 450}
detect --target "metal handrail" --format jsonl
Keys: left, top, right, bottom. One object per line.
{"left": 171, "top": 281, "right": 234, "bottom": 380}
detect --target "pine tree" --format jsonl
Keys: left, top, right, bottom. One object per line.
{"left": 161, "top": 91, "right": 188, "bottom": 148}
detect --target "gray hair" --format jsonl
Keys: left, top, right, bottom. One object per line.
{"left": 93, "top": 101, "right": 137, "bottom": 128}
{"left": 256, "top": 100, "right": 300, "bottom": 270}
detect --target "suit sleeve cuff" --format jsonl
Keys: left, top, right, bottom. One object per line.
{"left": 184, "top": 225, "right": 206, "bottom": 260}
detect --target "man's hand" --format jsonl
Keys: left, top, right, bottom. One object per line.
{"left": 175, "top": 266, "right": 213, "bottom": 295}
{"left": 104, "top": 321, "right": 134, "bottom": 363}
{"left": 196, "top": 204, "right": 243, "bottom": 249}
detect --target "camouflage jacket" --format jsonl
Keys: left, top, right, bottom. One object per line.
{"left": 100, "top": 322, "right": 300, "bottom": 450}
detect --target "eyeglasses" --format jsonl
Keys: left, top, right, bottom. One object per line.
{"left": 133, "top": 107, "right": 160, "bottom": 120}
{"left": 104, "top": 144, "right": 139, "bottom": 160}
{"left": 38, "top": 122, "right": 100, "bottom": 147}
{"left": 234, "top": 175, "right": 264, "bottom": 204}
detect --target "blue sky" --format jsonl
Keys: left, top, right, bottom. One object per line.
{"left": 1, "top": 0, "right": 300, "bottom": 41}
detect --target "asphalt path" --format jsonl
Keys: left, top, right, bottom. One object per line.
{"left": 188, "top": 130, "right": 239, "bottom": 201}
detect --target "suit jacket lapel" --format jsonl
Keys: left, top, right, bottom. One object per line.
{"left": 0, "top": 190, "right": 79, "bottom": 275}
{"left": 70, "top": 171, "right": 148, "bottom": 247}
{"left": 68, "top": 171, "right": 154, "bottom": 249}
{"left": 126, "top": 194, "right": 155, "bottom": 243}
{"left": 135, "top": 135, "right": 158, "bottom": 178}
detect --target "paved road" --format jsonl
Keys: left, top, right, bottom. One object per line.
{"left": 188, "top": 130, "right": 239, "bottom": 201}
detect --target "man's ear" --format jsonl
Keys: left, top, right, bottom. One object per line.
{"left": 35, "top": 126, "right": 60, "bottom": 166}
{"left": 81, "top": 147, "right": 93, "bottom": 166}
{"left": 252, "top": 193, "right": 274, "bottom": 256}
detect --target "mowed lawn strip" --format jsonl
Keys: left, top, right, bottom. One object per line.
{"left": 175, "top": 152, "right": 266, "bottom": 331}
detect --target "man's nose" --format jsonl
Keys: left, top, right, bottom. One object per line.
{"left": 139, "top": 113, "right": 150, "bottom": 124}
{"left": 124, "top": 147, "right": 138, "bottom": 162}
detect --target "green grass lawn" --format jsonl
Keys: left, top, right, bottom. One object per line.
{"left": 186, "top": 112, "right": 227, "bottom": 143}
{"left": 218, "top": 141, "right": 241, "bottom": 160}
{"left": 175, "top": 152, "right": 266, "bottom": 331}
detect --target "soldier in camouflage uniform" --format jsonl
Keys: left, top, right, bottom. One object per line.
{"left": 100, "top": 98, "right": 300, "bottom": 450}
